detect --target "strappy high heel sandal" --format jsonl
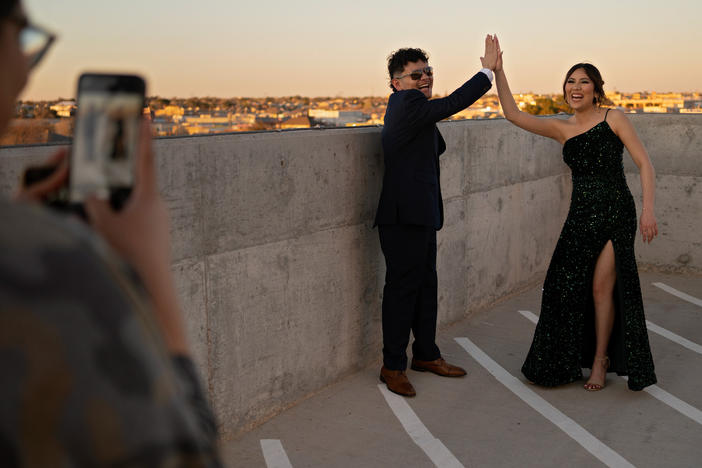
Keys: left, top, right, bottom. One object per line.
{"left": 584, "top": 356, "right": 610, "bottom": 391}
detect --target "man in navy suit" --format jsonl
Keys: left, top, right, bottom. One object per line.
{"left": 376, "top": 36, "right": 499, "bottom": 396}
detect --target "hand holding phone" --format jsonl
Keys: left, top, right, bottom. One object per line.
{"left": 19, "top": 73, "right": 145, "bottom": 215}
{"left": 17, "top": 148, "right": 69, "bottom": 205}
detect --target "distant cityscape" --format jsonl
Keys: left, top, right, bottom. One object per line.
{"left": 3, "top": 91, "right": 701, "bottom": 146}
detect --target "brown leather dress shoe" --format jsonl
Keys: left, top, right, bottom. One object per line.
{"left": 411, "top": 357, "right": 467, "bottom": 377}
{"left": 380, "top": 366, "right": 416, "bottom": 397}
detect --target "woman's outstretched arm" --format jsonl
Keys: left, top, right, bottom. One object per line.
{"left": 493, "top": 36, "right": 566, "bottom": 143}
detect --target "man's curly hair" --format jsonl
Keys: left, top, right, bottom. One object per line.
{"left": 387, "top": 48, "right": 429, "bottom": 91}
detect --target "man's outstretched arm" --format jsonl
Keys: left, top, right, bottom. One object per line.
{"left": 397, "top": 34, "right": 499, "bottom": 131}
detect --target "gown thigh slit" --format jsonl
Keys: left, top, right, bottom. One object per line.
{"left": 588, "top": 239, "right": 617, "bottom": 353}
{"left": 584, "top": 237, "right": 625, "bottom": 373}
{"left": 521, "top": 117, "right": 657, "bottom": 391}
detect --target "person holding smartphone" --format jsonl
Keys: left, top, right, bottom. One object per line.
{"left": 0, "top": 1, "right": 222, "bottom": 465}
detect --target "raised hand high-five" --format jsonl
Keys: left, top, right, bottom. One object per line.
{"left": 480, "top": 34, "right": 500, "bottom": 71}
{"left": 494, "top": 35, "right": 503, "bottom": 72}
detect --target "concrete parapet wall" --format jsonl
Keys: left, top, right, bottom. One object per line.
{"left": 1, "top": 114, "right": 699, "bottom": 437}
{"left": 621, "top": 115, "right": 702, "bottom": 272}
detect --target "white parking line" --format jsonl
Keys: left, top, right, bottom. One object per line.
{"left": 378, "top": 384, "right": 464, "bottom": 468}
{"left": 454, "top": 337, "right": 635, "bottom": 468}
{"left": 653, "top": 282, "right": 702, "bottom": 308}
{"left": 261, "top": 439, "right": 293, "bottom": 468}
{"left": 518, "top": 311, "right": 702, "bottom": 426}
{"left": 645, "top": 320, "right": 702, "bottom": 355}
{"left": 518, "top": 310, "right": 539, "bottom": 323}
{"left": 520, "top": 308, "right": 702, "bottom": 356}
{"left": 621, "top": 377, "right": 702, "bottom": 425}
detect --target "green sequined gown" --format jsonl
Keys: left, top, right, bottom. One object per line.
{"left": 521, "top": 114, "right": 657, "bottom": 391}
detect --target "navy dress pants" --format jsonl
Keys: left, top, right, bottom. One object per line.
{"left": 378, "top": 224, "right": 441, "bottom": 370}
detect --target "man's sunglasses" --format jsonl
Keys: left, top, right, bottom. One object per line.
{"left": 394, "top": 66, "right": 433, "bottom": 81}
{"left": 9, "top": 13, "right": 57, "bottom": 69}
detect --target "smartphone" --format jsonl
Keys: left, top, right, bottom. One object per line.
{"left": 70, "top": 73, "right": 146, "bottom": 210}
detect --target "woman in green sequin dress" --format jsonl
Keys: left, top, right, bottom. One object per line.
{"left": 492, "top": 37, "right": 658, "bottom": 391}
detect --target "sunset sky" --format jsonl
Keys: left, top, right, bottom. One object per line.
{"left": 21, "top": 0, "right": 702, "bottom": 100}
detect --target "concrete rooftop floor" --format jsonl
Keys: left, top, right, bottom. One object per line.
{"left": 222, "top": 271, "right": 702, "bottom": 468}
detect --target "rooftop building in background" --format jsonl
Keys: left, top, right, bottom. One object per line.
{"left": 49, "top": 100, "right": 76, "bottom": 118}
{"left": 607, "top": 91, "right": 688, "bottom": 113}
{"left": 154, "top": 105, "right": 185, "bottom": 121}
{"left": 281, "top": 116, "right": 311, "bottom": 129}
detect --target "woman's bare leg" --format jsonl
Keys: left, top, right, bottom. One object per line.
{"left": 586, "top": 240, "right": 617, "bottom": 389}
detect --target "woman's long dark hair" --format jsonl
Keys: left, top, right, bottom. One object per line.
{"left": 562, "top": 63, "right": 606, "bottom": 106}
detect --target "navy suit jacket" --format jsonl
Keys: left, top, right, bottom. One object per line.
{"left": 374, "top": 72, "right": 492, "bottom": 230}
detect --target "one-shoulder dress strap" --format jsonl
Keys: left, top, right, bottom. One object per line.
{"left": 604, "top": 108, "right": 611, "bottom": 121}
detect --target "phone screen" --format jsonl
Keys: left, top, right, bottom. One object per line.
{"left": 70, "top": 74, "right": 145, "bottom": 207}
